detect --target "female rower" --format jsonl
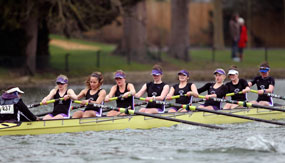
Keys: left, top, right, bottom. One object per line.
{"left": 198, "top": 68, "right": 228, "bottom": 110}
{"left": 248, "top": 62, "right": 275, "bottom": 106}
{"left": 72, "top": 72, "right": 106, "bottom": 118}
{"left": 105, "top": 70, "right": 136, "bottom": 116}
{"left": 166, "top": 70, "right": 198, "bottom": 112}
{"left": 41, "top": 75, "right": 77, "bottom": 120}
{"left": 224, "top": 66, "right": 250, "bottom": 109}
{"left": 135, "top": 64, "right": 169, "bottom": 114}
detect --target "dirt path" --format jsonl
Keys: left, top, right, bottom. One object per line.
{"left": 49, "top": 39, "right": 100, "bottom": 51}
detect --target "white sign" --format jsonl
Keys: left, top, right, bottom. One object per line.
{"left": 0, "top": 105, "right": 14, "bottom": 114}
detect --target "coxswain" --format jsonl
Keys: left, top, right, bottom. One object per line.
{"left": 0, "top": 87, "right": 37, "bottom": 122}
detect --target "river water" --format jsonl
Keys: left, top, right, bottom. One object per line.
{"left": 1, "top": 80, "right": 285, "bottom": 163}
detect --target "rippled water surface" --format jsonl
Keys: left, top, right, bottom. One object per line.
{"left": 1, "top": 80, "right": 285, "bottom": 163}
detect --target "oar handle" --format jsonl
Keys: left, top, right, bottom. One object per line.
{"left": 170, "top": 94, "right": 188, "bottom": 100}
{"left": 108, "top": 94, "right": 132, "bottom": 102}
{"left": 226, "top": 91, "right": 243, "bottom": 97}
{"left": 73, "top": 100, "right": 88, "bottom": 105}
{"left": 198, "top": 95, "right": 206, "bottom": 99}
{"left": 250, "top": 89, "right": 258, "bottom": 94}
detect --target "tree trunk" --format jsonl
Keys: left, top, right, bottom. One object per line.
{"left": 24, "top": 15, "right": 38, "bottom": 75}
{"left": 36, "top": 18, "right": 50, "bottom": 70}
{"left": 115, "top": 0, "right": 147, "bottom": 63}
{"left": 213, "top": 0, "right": 225, "bottom": 49}
{"left": 247, "top": 0, "right": 252, "bottom": 48}
{"left": 169, "top": 0, "right": 190, "bottom": 61}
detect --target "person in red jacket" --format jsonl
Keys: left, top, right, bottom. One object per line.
{"left": 238, "top": 17, "right": 247, "bottom": 62}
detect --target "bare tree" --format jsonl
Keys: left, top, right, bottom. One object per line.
{"left": 213, "top": 0, "right": 225, "bottom": 49}
{"left": 24, "top": 15, "right": 38, "bottom": 75}
{"left": 168, "top": 0, "right": 190, "bottom": 61}
{"left": 114, "top": 0, "right": 148, "bottom": 63}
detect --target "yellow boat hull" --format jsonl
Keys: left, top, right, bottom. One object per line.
{"left": 1, "top": 108, "right": 285, "bottom": 136}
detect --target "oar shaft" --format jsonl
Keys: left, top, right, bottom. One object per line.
{"left": 138, "top": 97, "right": 285, "bottom": 126}
{"left": 250, "top": 89, "right": 285, "bottom": 100}
{"left": 211, "top": 97, "right": 285, "bottom": 113}
{"left": 130, "top": 109, "right": 224, "bottom": 129}
{"left": 196, "top": 97, "right": 285, "bottom": 126}
{"left": 28, "top": 98, "right": 64, "bottom": 108}
{"left": 190, "top": 105, "right": 285, "bottom": 126}
{"left": 92, "top": 103, "right": 224, "bottom": 130}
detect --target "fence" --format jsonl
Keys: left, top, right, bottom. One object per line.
{"left": 0, "top": 47, "right": 284, "bottom": 76}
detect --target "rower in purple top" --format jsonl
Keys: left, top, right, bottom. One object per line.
{"left": 198, "top": 68, "right": 228, "bottom": 110}
{"left": 166, "top": 70, "right": 198, "bottom": 112}
{"left": 105, "top": 70, "right": 136, "bottom": 116}
{"left": 135, "top": 64, "right": 169, "bottom": 114}
{"left": 248, "top": 62, "right": 275, "bottom": 106}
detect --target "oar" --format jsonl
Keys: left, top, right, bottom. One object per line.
{"left": 137, "top": 97, "right": 285, "bottom": 126}
{"left": 170, "top": 91, "right": 242, "bottom": 100}
{"left": 201, "top": 95, "right": 285, "bottom": 113}
{"left": 87, "top": 103, "right": 224, "bottom": 130}
{"left": 35, "top": 105, "right": 84, "bottom": 117}
{"left": 226, "top": 91, "right": 243, "bottom": 97}
{"left": 250, "top": 89, "right": 285, "bottom": 100}
{"left": 28, "top": 98, "right": 64, "bottom": 108}
{"left": 169, "top": 94, "right": 188, "bottom": 100}
{"left": 108, "top": 94, "right": 132, "bottom": 102}
{"left": 73, "top": 100, "right": 147, "bottom": 111}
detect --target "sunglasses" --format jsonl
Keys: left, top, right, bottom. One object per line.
{"left": 260, "top": 67, "right": 270, "bottom": 70}
{"left": 56, "top": 82, "right": 65, "bottom": 85}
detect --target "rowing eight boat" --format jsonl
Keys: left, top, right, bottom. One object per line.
{"left": 1, "top": 107, "right": 285, "bottom": 136}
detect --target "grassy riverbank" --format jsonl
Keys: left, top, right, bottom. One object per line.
{"left": 0, "top": 35, "right": 284, "bottom": 87}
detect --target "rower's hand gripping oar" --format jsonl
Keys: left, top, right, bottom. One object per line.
{"left": 28, "top": 98, "right": 64, "bottom": 108}
{"left": 196, "top": 95, "right": 285, "bottom": 126}
{"left": 89, "top": 102, "right": 224, "bottom": 130}
{"left": 250, "top": 89, "right": 285, "bottom": 100}
{"left": 226, "top": 91, "right": 243, "bottom": 97}
{"left": 138, "top": 97, "right": 285, "bottom": 126}
{"left": 107, "top": 94, "right": 132, "bottom": 102}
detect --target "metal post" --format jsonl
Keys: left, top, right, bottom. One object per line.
{"left": 65, "top": 53, "right": 70, "bottom": 72}
{"left": 127, "top": 51, "right": 131, "bottom": 65}
{"left": 212, "top": 47, "right": 215, "bottom": 62}
{"left": 265, "top": 47, "right": 268, "bottom": 62}
{"left": 96, "top": 50, "right": 100, "bottom": 68}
